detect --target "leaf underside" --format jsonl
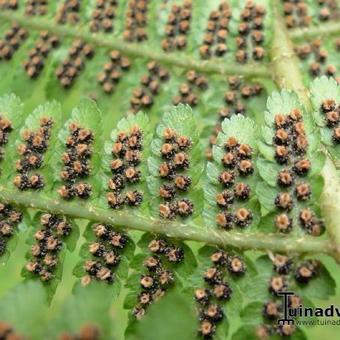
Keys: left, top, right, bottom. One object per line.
{"left": 0, "top": 1, "right": 339, "bottom": 339}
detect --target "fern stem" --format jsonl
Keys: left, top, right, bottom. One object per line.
{"left": 0, "top": 10, "right": 269, "bottom": 78}
{"left": 320, "top": 157, "right": 340, "bottom": 261}
{"left": 271, "top": 0, "right": 340, "bottom": 262}
{"left": 0, "top": 187, "right": 335, "bottom": 257}
{"left": 289, "top": 21, "right": 340, "bottom": 41}
{"left": 270, "top": 3, "right": 311, "bottom": 110}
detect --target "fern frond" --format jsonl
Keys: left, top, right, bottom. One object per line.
{"left": 0, "top": 0, "right": 339, "bottom": 338}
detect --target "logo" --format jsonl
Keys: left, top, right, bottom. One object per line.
{"left": 277, "top": 290, "right": 340, "bottom": 327}
{"left": 277, "top": 291, "right": 295, "bottom": 325}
